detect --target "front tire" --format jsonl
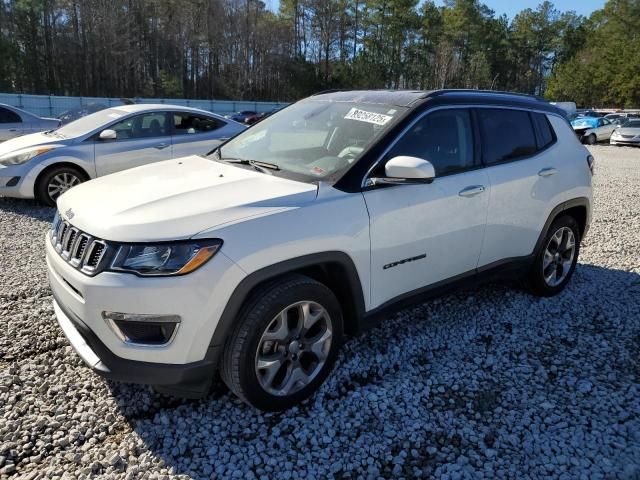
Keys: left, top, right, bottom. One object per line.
{"left": 526, "top": 215, "right": 581, "bottom": 297}
{"left": 36, "top": 165, "right": 86, "bottom": 207}
{"left": 584, "top": 133, "right": 597, "bottom": 145}
{"left": 220, "top": 274, "right": 343, "bottom": 411}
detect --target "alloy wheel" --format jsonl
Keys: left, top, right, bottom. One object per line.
{"left": 47, "top": 172, "right": 81, "bottom": 201}
{"left": 255, "top": 301, "right": 332, "bottom": 396}
{"left": 542, "top": 226, "right": 576, "bottom": 287}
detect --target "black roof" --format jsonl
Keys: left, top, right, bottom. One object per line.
{"left": 311, "top": 89, "right": 564, "bottom": 116}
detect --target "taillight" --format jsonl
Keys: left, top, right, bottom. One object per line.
{"left": 586, "top": 154, "right": 594, "bottom": 175}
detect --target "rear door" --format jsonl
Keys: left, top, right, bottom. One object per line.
{"left": 363, "top": 108, "right": 490, "bottom": 307}
{"left": 170, "top": 112, "right": 239, "bottom": 158}
{"left": 0, "top": 107, "right": 24, "bottom": 141}
{"left": 477, "top": 108, "right": 561, "bottom": 267}
{"left": 94, "top": 112, "right": 172, "bottom": 176}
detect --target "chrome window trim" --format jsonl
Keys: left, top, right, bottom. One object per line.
{"left": 361, "top": 104, "right": 566, "bottom": 189}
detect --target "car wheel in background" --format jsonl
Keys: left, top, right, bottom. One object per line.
{"left": 526, "top": 215, "right": 581, "bottom": 297}
{"left": 36, "top": 165, "right": 87, "bottom": 207}
{"left": 585, "top": 133, "right": 597, "bottom": 145}
{"left": 221, "top": 274, "right": 343, "bottom": 411}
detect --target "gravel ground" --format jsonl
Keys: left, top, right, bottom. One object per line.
{"left": 1, "top": 145, "right": 639, "bottom": 480}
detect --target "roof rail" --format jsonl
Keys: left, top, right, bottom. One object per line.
{"left": 311, "top": 89, "right": 352, "bottom": 96}
{"left": 428, "top": 89, "right": 548, "bottom": 102}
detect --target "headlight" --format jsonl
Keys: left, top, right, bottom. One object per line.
{"left": 110, "top": 239, "right": 222, "bottom": 276}
{"left": 0, "top": 147, "right": 55, "bottom": 166}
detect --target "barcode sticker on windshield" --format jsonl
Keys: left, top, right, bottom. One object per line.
{"left": 344, "top": 108, "right": 392, "bottom": 126}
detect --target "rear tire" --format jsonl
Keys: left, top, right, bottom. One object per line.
{"left": 220, "top": 274, "right": 343, "bottom": 411}
{"left": 526, "top": 215, "right": 581, "bottom": 297}
{"left": 35, "top": 165, "right": 87, "bottom": 207}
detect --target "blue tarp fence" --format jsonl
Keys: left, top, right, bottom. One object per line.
{"left": 0, "top": 93, "right": 290, "bottom": 118}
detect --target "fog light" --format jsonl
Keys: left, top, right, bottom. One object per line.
{"left": 6, "top": 176, "right": 20, "bottom": 187}
{"left": 102, "top": 312, "right": 180, "bottom": 346}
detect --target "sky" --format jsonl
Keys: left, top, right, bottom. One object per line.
{"left": 436, "top": 0, "right": 607, "bottom": 19}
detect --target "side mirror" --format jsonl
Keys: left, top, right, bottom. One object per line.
{"left": 99, "top": 129, "right": 117, "bottom": 140}
{"left": 368, "top": 156, "right": 435, "bottom": 186}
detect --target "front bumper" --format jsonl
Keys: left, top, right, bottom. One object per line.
{"left": 0, "top": 160, "right": 46, "bottom": 199}
{"left": 45, "top": 229, "right": 246, "bottom": 368}
{"left": 53, "top": 293, "right": 219, "bottom": 396}
{"left": 610, "top": 137, "right": 640, "bottom": 145}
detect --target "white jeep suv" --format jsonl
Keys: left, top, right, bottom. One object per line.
{"left": 47, "top": 90, "right": 593, "bottom": 411}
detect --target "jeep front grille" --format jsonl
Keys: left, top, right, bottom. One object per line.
{"left": 50, "top": 214, "right": 111, "bottom": 275}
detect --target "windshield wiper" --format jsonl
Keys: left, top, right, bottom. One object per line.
{"left": 219, "top": 157, "right": 280, "bottom": 173}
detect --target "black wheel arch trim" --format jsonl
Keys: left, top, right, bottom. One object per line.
{"left": 206, "top": 251, "right": 366, "bottom": 353}
{"left": 533, "top": 197, "right": 590, "bottom": 254}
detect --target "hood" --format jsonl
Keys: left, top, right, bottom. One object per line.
{"left": 0, "top": 132, "right": 62, "bottom": 157}
{"left": 57, "top": 155, "right": 318, "bottom": 242}
{"left": 571, "top": 118, "right": 598, "bottom": 129}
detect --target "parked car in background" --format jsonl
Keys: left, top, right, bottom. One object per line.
{"left": 47, "top": 90, "right": 592, "bottom": 411}
{"left": 610, "top": 119, "right": 640, "bottom": 146}
{"left": 58, "top": 104, "right": 108, "bottom": 125}
{"left": 0, "top": 103, "right": 60, "bottom": 142}
{"left": 226, "top": 111, "right": 258, "bottom": 123}
{"left": 576, "top": 110, "right": 603, "bottom": 118}
{"left": 0, "top": 104, "right": 245, "bottom": 205}
{"left": 571, "top": 116, "right": 616, "bottom": 144}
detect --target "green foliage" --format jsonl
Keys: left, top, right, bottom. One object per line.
{"left": 546, "top": 0, "right": 640, "bottom": 107}
{"left": 0, "top": 0, "right": 636, "bottom": 106}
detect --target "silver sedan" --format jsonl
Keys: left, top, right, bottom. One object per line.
{"left": 0, "top": 104, "right": 245, "bottom": 205}
{"left": 0, "top": 103, "right": 60, "bottom": 142}
{"left": 610, "top": 119, "right": 640, "bottom": 146}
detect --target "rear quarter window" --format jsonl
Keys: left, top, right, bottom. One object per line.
{"left": 531, "top": 112, "right": 556, "bottom": 149}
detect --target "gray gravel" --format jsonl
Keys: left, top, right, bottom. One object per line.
{"left": 1, "top": 145, "right": 640, "bottom": 479}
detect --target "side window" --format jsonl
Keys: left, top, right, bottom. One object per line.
{"left": 173, "top": 113, "right": 225, "bottom": 135}
{"left": 531, "top": 112, "right": 556, "bottom": 149}
{"left": 109, "top": 112, "right": 169, "bottom": 140}
{"left": 0, "top": 107, "right": 22, "bottom": 123}
{"left": 477, "top": 109, "right": 536, "bottom": 165}
{"left": 385, "top": 109, "right": 474, "bottom": 176}
{"left": 597, "top": 119, "right": 605, "bottom": 127}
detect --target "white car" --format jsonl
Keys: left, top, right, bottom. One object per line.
{"left": 0, "top": 103, "right": 60, "bottom": 142}
{"left": 610, "top": 119, "right": 640, "bottom": 146}
{"left": 571, "top": 116, "right": 616, "bottom": 144}
{"left": 47, "top": 90, "right": 593, "bottom": 411}
{"left": 0, "top": 104, "right": 245, "bottom": 205}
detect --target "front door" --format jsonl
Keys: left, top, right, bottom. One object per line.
{"left": 94, "top": 112, "right": 172, "bottom": 177}
{"left": 363, "top": 108, "right": 489, "bottom": 308}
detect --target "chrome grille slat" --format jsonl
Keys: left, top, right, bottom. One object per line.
{"left": 50, "top": 215, "right": 111, "bottom": 276}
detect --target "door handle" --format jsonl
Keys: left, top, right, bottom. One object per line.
{"left": 155, "top": 143, "right": 170, "bottom": 150}
{"left": 538, "top": 167, "right": 557, "bottom": 177}
{"left": 9, "top": 129, "right": 17, "bottom": 132}
{"left": 458, "top": 185, "right": 486, "bottom": 197}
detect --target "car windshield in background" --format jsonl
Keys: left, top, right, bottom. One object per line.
{"left": 54, "top": 108, "right": 130, "bottom": 138}
{"left": 623, "top": 120, "right": 640, "bottom": 128}
{"left": 214, "top": 100, "right": 407, "bottom": 182}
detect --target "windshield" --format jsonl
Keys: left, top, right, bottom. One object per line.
{"left": 54, "top": 107, "right": 130, "bottom": 138}
{"left": 624, "top": 120, "right": 640, "bottom": 128}
{"left": 214, "top": 99, "right": 407, "bottom": 182}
